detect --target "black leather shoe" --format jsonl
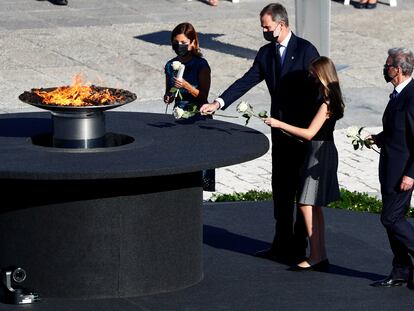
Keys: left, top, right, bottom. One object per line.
{"left": 50, "top": 0, "right": 68, "bottom": 5}
{"left": 289, "top": 259, "right": 330, "bottom": 272}
{"left": 371, "top": 276, "right": 410, "bottom": 288}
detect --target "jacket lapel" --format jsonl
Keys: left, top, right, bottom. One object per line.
{"left": 383, "top": 79, "right": 414, "bottom": 125}
{"left": 395, "top": 79, "right": 414, "bottom": 108}
{"left": 280, "top": 33, "right": 298, "bottom": 77}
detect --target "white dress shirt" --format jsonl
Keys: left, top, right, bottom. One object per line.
{"left": 395, "top": 76, "right": 412, "bottom": 95}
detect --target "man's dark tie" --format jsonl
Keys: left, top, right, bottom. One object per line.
{"left": 390, "top": 89, "right": 398, "bottom": 100}
{"left": 276, "top": 44, "right": 284, "bottom": 66}
{"left": 275, "top": 44, "right": 283, "bottom": 79}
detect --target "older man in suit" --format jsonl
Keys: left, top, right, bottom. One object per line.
{"left": 371, "top": 48, "right": 414, "bottom": 288}
{"left": 200, "top": 3, "right": 319, "bottom": 263}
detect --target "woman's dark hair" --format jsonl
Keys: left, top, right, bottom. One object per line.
{"left": 171, "top": 22, "right": 202, "bottom": 57}
{"left": 310, "top": 56, "right": 345, "bottom": 120}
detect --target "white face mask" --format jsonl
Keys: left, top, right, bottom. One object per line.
{"left": 273, "top": 24, "right": 282, "bottom": 39}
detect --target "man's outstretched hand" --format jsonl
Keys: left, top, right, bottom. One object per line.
{"left": 200, "top": 101, "right": 220, "bottom": 115}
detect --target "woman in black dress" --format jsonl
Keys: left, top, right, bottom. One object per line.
{"left": 264, "top": 56, "right": 345, "bottom": 271}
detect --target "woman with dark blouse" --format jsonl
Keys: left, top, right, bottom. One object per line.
{"left": 164, "top": 22, "right": 215, "bottom": 191}
{"left": 164, "top": 22, "right": 210, "bottom": 111}
{"left": 264, "top": 56, "right": 345, "bottom": 271}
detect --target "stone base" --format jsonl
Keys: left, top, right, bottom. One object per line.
{"left": 0, "top": 173, "right": 203, "bottom": 298}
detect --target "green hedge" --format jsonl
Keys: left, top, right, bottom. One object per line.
{"left": 208, "top": 188, "right": 414, "bottom": 217}
{"left": 209, "top": 190, "right": 273, "bottom": 202}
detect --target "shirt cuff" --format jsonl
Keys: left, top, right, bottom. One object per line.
{"left": 215, "top": 98, "right": 225, "bottom": 109}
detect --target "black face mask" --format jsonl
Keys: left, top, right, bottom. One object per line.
{"left": 263, "top": 25, "right": 281, "bottom": 43}
{"left": 172, "top": 43, "right": 189, "bottom": 57}
{"left": 383, "top": 67, "right": 395, "bottom": 83}
{"left": 263, "top": 30, "right": 277, "bottom": 42}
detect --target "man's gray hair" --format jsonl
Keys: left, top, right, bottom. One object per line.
{"left": 260, "top": 3, "right": 289, "bottom": 27}
{"left": 388, "top": 48, "right": 414, "bottom": 76}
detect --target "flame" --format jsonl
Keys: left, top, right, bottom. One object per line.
{"left": 34, "top": 74, "right": 125, "bottom": 106}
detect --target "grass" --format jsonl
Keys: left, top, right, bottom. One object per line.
{"left": 208, "top": 188, "right": 414, "bottom": 217}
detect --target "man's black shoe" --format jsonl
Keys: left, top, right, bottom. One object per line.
{"left": 371, "top": 275, "right": 410, "bottom": 288}
{"left": 50, "top": 0, "right": 68, "bottom": 5}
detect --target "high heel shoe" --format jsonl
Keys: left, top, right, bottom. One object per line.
{"left": 288, "top": 259, "right": 330, "bottom": 272}
{"left": 366, "top": 2, "right": 377, "bottom": 9}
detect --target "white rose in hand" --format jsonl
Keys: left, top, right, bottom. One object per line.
{"left": 172, "top": 61, "right": 182, "bottom": 71}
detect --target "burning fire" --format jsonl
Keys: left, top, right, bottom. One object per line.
{"left": 34, "top": 74, "right": 125, "bottom": 106}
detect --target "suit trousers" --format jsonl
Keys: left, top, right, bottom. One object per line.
{"left": 271, "top": 131, "right": 307, "bottom": 257}
{"left": 381, "top": 187, "right": 414, "bottom": 276}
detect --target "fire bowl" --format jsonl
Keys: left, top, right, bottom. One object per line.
{"left": 19, "top": 87, "right": 137, "bottom": 149}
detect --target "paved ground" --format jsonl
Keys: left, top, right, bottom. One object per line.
{"left": 1, "top": 0, "right": 413, "bottom": 201}
{"left": 1, "top": 203, "right": 414, "bottom": 311}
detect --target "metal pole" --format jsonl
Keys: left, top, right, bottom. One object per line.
{"left": 294, "top": 0, "right": 331, "bottom": 57}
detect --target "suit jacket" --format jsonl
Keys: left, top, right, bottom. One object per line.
{"left": 378, "top": 79, "right": 414, "bottom": 192}
{"left": 220, "top": 33, "right": 319, "bottom": 128}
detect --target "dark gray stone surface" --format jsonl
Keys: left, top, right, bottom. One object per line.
{"left": 0, "top": 173, "right": 203, "bottom": 299}
{"left": 0, "top": 111, "right": 269, "bottom": 179}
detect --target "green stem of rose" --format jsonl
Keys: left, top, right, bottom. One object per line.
{"left": 251, "top": 114, "right": 263, "bottom": 119}
{"left": 213, "top": 112, "right": 238, "bottom": 118}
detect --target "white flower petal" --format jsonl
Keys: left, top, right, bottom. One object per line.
{"left": 346, "top": 126, "right": 360, "bottom": 138}
{"left": 237, "top": 101, "right": 249, "bottom": 113}
{"left": 173, "top": 107, "right": 184, "bottom": 119}
{"left": 172, "top": 61, "right": 182, "bottom": 71}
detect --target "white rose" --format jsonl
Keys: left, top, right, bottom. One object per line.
{"left": 346, "top": 126, "right": 360, "bottom": 138}
{"left": 172, "top": 61, "right": 182, "bottom": 71}
{"left": 173, "top": 107, "right": 185, "bottom": 119}
{"left": 236, "top": 101, "right": 249, "bottom": 113}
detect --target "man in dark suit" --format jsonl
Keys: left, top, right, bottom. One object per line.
{"left": 371, "top": 48, "right": 414, "bottom": 288}
{"left": 200, "top": 3, "right": 319, "bottom": 263}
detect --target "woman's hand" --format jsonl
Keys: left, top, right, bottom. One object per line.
{"left": 173, "top": 77, "right": 189, "bottom": 90}
{"left": 163, "top": 94, "right": 174, "bottom": 104}
{"left": 264, "top": 117, "right": 282, "bottom": 128}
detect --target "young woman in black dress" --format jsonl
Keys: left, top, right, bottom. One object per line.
{"left": 264, "top": 56, "right": 345, "bottom": 271}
